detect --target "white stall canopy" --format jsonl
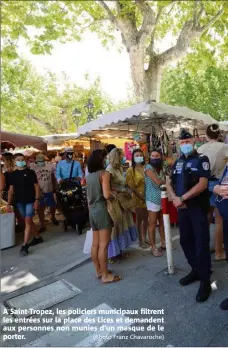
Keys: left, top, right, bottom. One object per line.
{"left": 77, "top": 100, "right": 219, "bottom": 139}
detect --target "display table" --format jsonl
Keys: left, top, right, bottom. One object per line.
{"left": 1, "top": 213, "right": 15, "bottom": 249}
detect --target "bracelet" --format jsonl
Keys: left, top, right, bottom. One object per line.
{"left": 180, "top": 196, "right": 185, "bottom": 202}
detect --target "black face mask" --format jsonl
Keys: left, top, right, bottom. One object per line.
{"left": 66, "top": 153, "right": 73, "bottom": 160}
{"left": 150, "top": 159, "right": 162, "bottom": 168}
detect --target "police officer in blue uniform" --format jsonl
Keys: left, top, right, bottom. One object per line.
{"left": 169, "top": 129, "right": 212, "bottom": 302}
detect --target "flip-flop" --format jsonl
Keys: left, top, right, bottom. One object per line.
{"left": 97, "top": 270, "right": 113, "bottom": 279}
{"left": 108, "top": 258, "right": 119, "bottom": 264}
{"left": 102, "top": 275, "right": 123, "bottom": 284}
{"left": 214, "top": 258, "right": 227, "bottom": 262}
{"left": 151, "top": 248, "right": 163, "bottom": 257}
{"left": 160, "top": 246, "right": 166, "bottom": 250}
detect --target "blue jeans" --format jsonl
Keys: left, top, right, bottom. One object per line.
{"left": 216, "top": 198, "right": 228, "bottom": 261}
{"left": 208, "top": 180, "right": 220, "bottom": 207}
{"left": 17, "top": 203, "right": 34, "bottom": 218}
{"left": 40, "top": 192, "right": 56, "bottom": 208}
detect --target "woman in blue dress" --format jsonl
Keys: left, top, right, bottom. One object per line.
{"left": 214, "top": 162, "right": 228, "bottom": 310}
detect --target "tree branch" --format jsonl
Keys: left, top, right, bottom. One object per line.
{"left": 197, "top": 8, "right": 224, "bottom": 34}
{"left": 98, "top": 1, "right": 117, "bottom": 25}
{"left": 135, "top": 0, "right": 156, "bottom": 43}
{"left": 27, "top": 114, "right": 57, "bottom": 133}
{"left": 159, "top": 7, "right": 224, "bottom": 68}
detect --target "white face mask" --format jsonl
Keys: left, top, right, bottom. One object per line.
{"left": 134, "top": 156, "right": 144, "bottom": 164}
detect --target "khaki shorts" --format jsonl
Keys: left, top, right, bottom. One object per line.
{"left": 89, "top": 204, "right": 113, "bottom": 231}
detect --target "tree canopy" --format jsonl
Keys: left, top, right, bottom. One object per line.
{"left": 2, "top": 1, "right": 228, "bottom": 101}
{"left": 1, "top": 58, "right": 131, "bottom": 135}
{"left": 160, "top": 64, "right": 228, "bottom": 121}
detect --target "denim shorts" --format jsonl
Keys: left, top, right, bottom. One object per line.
{"left": 208, "top": 180, "right": 220, "bottom": 208}
{"left": 40, "top": 192, "right": 56, "bottom": 208}
{"left": 17, "top": 203, "right": 34, "bottom": 218}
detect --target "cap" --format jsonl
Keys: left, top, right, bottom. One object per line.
{"left": 36, "top": 154, "right": 46, "bottom": 162}
{"left": 64, "top": 147, "right": 73, "bottom": 153}
{"left": 179, "top": 129, "right": 193, "bottom": 140}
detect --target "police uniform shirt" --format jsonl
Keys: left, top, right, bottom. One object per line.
{"left": 172, "top": 151, "right": 210, "bottom": 198}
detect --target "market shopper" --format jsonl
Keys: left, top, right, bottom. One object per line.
{"left": 106, "top": 148, "right": 138, "bottom": 262}
{"left": 126, "top": 149, "right": 148, "bottom": 249}
{"left": 145, "top": 149, "right": 166, "bottom": 257}
{"left": 33, "top": 154, "right": 58, "bottom": 232}
{"left": 2, "top": 153, "right": 25, "bottom": 232}
{"left": 213, "top": 163, "right": 228, "bottom": 310}
{"left": 168, "top": 130, "right": 212, "bottom": 302}
{"left": 56, "top": 147, "right": 83, "bottom": 183}
{"left": 87, "top": 149, "right": 122, "bottom": 284}
{"left": 198, "top": 124, "right": 228, "bottom": 261}
{"left": 7, "top": 153, "right": 43, "bottom": 256}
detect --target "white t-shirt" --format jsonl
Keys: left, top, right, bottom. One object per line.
{"left": 198, "top": 141, "right": 228, "bottom": 179}
{"left": 33, "top": 163, "right": 54, "bottom": 193}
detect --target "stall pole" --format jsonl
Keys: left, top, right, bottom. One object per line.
{"left": 161, "top": 185, "right": 174, "bottom": 275}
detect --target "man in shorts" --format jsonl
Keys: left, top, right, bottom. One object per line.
{"left": 7, "top": 153, "right": 43, "bottom": 255}
{"left": 33, "top": 154, "right": 59, "bottom": 232}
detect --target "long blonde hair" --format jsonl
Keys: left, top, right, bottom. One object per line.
{"left": 108, "top": 148, "right": 123, "bottom": 170}
{"left": 3, "top": 155, "right": 15, "bottom": 172}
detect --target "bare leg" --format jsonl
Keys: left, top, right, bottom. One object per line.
{"left": 215, "top": 208, "right": 225, "bottom": 260}
{"left": 98, "top": 229, "right": 111, "bottom": 279}
{"left": 148, "top": 211, "right": 162, "bottom": 256}
{"left": 24, "top": 217, "right": 33, "bottom": 245}
{"left": 142, "top": 209, "right": 148, "bottom": 241}
{"left": 91, "top": 231, "right": 100, "bottom": 275}
{"left": 99, "top": 228, "right": 122, "bottom": 283}
{"left": 50, "top": 206, "right": 56, "bottom": 220}
{"left": 158, "top": 211, "right": 166, "bottom": 248}
{"left": 136, "top": 208, "right": 144, "bottom": 246}
{"left": 38, "top": 206, "right": 45, "bottom": 229}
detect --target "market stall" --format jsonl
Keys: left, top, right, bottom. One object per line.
{"left": 77, "top": 100, "right": 221, "bottom": 225}
{"left": 1, "top": 131, "right": 47, "bottom": 152}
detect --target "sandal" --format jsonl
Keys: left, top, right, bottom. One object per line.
{"left": 97, "top": 270, "right": 113, "bottom": 279}
{"left": 120, "top": 252, "right": 130, "bottom": 259}
{"left": 139, "top": 242, "right": 148, "bottom": 249}
{"left": 151, "top": 248, "right": 163, "bottom": 257}
{"left": 102, "top": 275, "right": 123, "bottom": 284}
{"left": 108, "top": 258, "right": 119, "bottom": 264}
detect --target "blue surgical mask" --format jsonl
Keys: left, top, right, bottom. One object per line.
{"left": 16, "top": 161, "right": 26, "bottom": 167}
{"left": 180, "top": 144, "right": 194, "bottom": 155}
{"left": 121, "top": 157, "right": 126, "bottom": 164}
{"left": 134, "top": 156, "right": 144, "bottom": 164}
{"left": 37, "top": 161, "right": 45, "bottom": 167}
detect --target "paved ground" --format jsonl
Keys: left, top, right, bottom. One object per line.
{"left": 1, "top": 220, "right": 228, "bottom": 347}
{"left": 1, "top": 216, "right": 227, "bottom": 347}
{"left": 1, "top": 216, "right": 91, "bottom": 295}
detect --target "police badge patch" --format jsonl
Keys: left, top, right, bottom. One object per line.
{"left": 202, "top": 162, "right": 209, "bottom": 170}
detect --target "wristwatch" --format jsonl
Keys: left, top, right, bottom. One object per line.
{"left": 180, "top": 196, "right": 185, "bottom": 203}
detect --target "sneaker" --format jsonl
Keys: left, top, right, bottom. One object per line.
{"left": 20, "top": 245, "right": 29, "bottom": 256}
{"left": 51, "top": 218, "right": 59, "bottom": 226}
{"left": 196, "top": 281, "right": 211, "bottom": 302}
{"left": 220, "top": 298, "right": 228, "bottom": 310}
{"left": 179, "top": 270, "right": 200, "bottom": 286}
{"left": 28, "top": 236, "right": 44, "bottom": 247}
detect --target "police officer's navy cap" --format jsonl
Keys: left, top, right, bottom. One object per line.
{"left": 179, "top": 129, "right": 193, "bottom": 140}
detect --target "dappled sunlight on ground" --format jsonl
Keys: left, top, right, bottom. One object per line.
{"left": 1, "top": 270, "right": 39, "bottom": 294}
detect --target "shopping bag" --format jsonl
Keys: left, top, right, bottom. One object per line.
{"left": 83, "top": 229, "right": 93, "bottom": 254}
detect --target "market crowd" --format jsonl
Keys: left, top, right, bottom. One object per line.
{"left": 0, "top": 124, "right": 228, "bottom": 311}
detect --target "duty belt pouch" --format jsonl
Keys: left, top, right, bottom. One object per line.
{"left": 60, "top": 161, "right": 75, "bottom": 191}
